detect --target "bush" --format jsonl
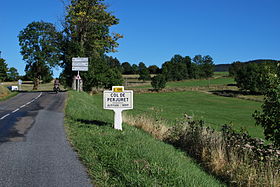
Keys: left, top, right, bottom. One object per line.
{"left": 151, "top": 74, "right": 166, "bottom": 91}
{"left": 165, "top": 118, "right": 280, "bottom": 186}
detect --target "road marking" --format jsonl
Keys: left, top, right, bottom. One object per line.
{"left": 0, "top": 92, "right": 43, "bottom": 121}
{"left": 12, "top": 108, "right": 20, "bottom": 113}
{"left": 20, "top": 104, "right": 26, "bottom": 108}
{"left": 0, "top": 114, "right": 10, "bottom": 120}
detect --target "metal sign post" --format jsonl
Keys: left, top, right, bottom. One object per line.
{"left": 72, "top": 57, "right": 88, "bottom": 91}
{"left": 103, "top": 86, "right": 133, "bottom": 130}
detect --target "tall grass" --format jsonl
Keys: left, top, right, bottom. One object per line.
{"left": 124, "top": 113, "right": 280, "bottom": 186}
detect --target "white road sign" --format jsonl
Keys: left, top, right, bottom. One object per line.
{"left": 104, "top": 89, "right": 133, "bottom": 109}
{"left": 72, "top": 57, "right": 88, "bottom": 62}
{"left": 72, "top": 57, "right": 88, "bottom": 71}
{"left": 72, "top": 66, "right": 88, "bottom": 71}
{"left": 103, "top": 86, "right": 133, "bottom": 130}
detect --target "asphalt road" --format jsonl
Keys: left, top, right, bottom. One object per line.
{"left": 0, "top": 92, "right": 92, "bottom": 187}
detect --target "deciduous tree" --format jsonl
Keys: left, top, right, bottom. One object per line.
{"left": 60, "top": 0, "right": 123, "bottom": 90}
{"left": 18, "top": 21, "right": 61, "bottom": 89}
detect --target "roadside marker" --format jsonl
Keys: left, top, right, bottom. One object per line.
{"left": 103, "top": 86, "right": 133, "bottom": 130}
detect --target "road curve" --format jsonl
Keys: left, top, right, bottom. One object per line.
{"left": 0, "top": 92, "right": 92, "bottom": 187}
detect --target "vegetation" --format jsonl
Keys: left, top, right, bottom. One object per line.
{"left": 126, "top": 115, "right": 280, "bottom": 186}
{"left": 60, "top": 0, "right": 123, "bottom": 91}
{"left": 151, "top": 74, "right": 166, "bottom": 91}
{"left": 127, "top": 91, "right": 263, "bottom": 138}
{"left": 18, "top": 21, "right": 61, "bottom": 89}
{"left": 65, "top": 91, "right": 224, "bottom": 186}
{"left": 138, "top": 62, "right": 151, "bottom": 82}
{"left": 0, "top": 58, "right": 8, "bottom": 81}
{"left": 6, "top": 67, "right": 19, "bottom": 81}
{"left": 254, "top": 63, "right": 280, "bottom": 146}
{"left": 229, "top": 60, "right": 278, "bottom": 94}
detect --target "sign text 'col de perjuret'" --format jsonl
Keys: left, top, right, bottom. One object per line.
{"left": 103, "top": 86, "right": 133, "bottom": 130}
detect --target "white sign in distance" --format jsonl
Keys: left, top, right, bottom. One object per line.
{"left": 103, "top": 86, "right": 133, "bottom": 130}
{"left": 72, "top": 66, "right": 88, "bottom": 71}
{"left": 72, "top": 57, "right": 89, "bottom": 71}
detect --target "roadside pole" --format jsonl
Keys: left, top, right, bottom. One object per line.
{"left": 77, "top": 71, "right": 80, "bottom": 92}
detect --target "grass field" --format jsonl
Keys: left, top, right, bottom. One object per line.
{"left": 131, "top": 77, "right": 235, "bottom": 89}
{"left": 91, "top": 91, "right": 263, "bottom": 139}
{"left": 65, "top": 91, "right": 224, "bottom": 186}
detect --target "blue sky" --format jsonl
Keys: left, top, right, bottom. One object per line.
{"left": 1, "top": 0, "right": 280, "bottom": 77}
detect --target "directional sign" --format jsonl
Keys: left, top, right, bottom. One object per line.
{"left": 103, "top": 86, "right": 133, "bottom": 130}
{"left": 72, "top": 66, "right": 88, "bottom": 71}
{"left": 72, "top": 57, "right": 88, "bottom": 62}
{"left": 72, "top": 57, "right": 88, "bottom": 71}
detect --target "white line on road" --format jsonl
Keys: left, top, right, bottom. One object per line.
{"left": 0, "top": 92, "right": 43, "bottom": 121}
{"left": 12, "top": 108, "right": 20, "bottom": 113}
{"left": 0, "top": 114, "right": 10, "bottom": 120}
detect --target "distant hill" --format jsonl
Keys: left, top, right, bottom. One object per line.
{"left": 243, "top": 59, "right": 280, "bottom": 64}
{"left": 214, "top": 64, "right": 231, "bottom": 72}
{"left": 215, "top": 59, "right": 280, "bottom": 72}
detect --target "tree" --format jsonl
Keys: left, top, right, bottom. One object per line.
{"left": 151, "top": 74, "right": 166, "bottom": 91}
{"left": 121, "top": 62, "right": 133, "bottom": 74}
{"left": 60, "top": 0, "right": 123, "bottom": 90}
{"left": 105, "top": 56, "right": 122, "bottom": 72}
{"left": 18, "top": 21, "right": 61, "bottom": 90}
{"left": 253, "top": 63, "right": 280, "bottom": 146}
{"left": 131, "top": 64, "right": 139, "bottom": 74}
{"left": 148, "top": 65, "right": 160, "bottom": 74}
{"left": 234, "top": 63, "right": 270, "bottom": 94}
{"left": 201, "top": 55, "right": 214, "bottom": 78}
{"left": 229, "top": 61, "right": 242, "bottom": 77}
{"left": 0, "top": 58, "right": 8, "bottom": 81}
{"left": 7, "top": 67, "right": 19, "bottom": 81}
{"left": 162, "top": 55, "right": 188, "bottom": 81}
{"left": 193, "top": 55, "right": 214, "bottom": 78}
{"left": 138, "top": 62, "right": 150, "bottom": 81}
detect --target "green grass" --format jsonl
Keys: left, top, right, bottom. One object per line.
{"left": 128, "top": 91, "right": 263, "bottom": 139}
{"left": 133, "top": 77, "right": 235, "bottom": 89}
{"left": 65, "top": 91, "right": 224, "bottom": 186}
{"left": 0, "top": 85, "right": 18, "bottom": 101}
{"left": 89, "top": 91, "right": 263, "bottom": 139}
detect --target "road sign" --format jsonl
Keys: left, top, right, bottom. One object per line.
{"left": 103, "top": 86, "right": 133, "bottom": 130}
{"left": 72, "top": 66, "right": 88, "bottom": 71}
{"left": 72, "top": 57, "right": 88, "bottom": 71}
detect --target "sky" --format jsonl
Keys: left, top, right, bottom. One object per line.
{"left": 1, "top": 0, "right": 280, "bottom": 77}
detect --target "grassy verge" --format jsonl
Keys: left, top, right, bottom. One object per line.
{"left": 65, "top": 91, "right": 224, "bottom": 186}
{"left": 0, "top": 85, "right": 18, "bottom": 101}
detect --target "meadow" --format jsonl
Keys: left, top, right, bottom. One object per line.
{"left": 91, "top": 91, "right": 263, "bottom": 139}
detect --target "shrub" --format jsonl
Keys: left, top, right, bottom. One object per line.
{"left": 151, "top": 74, "right": 166, "bottom": 91}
